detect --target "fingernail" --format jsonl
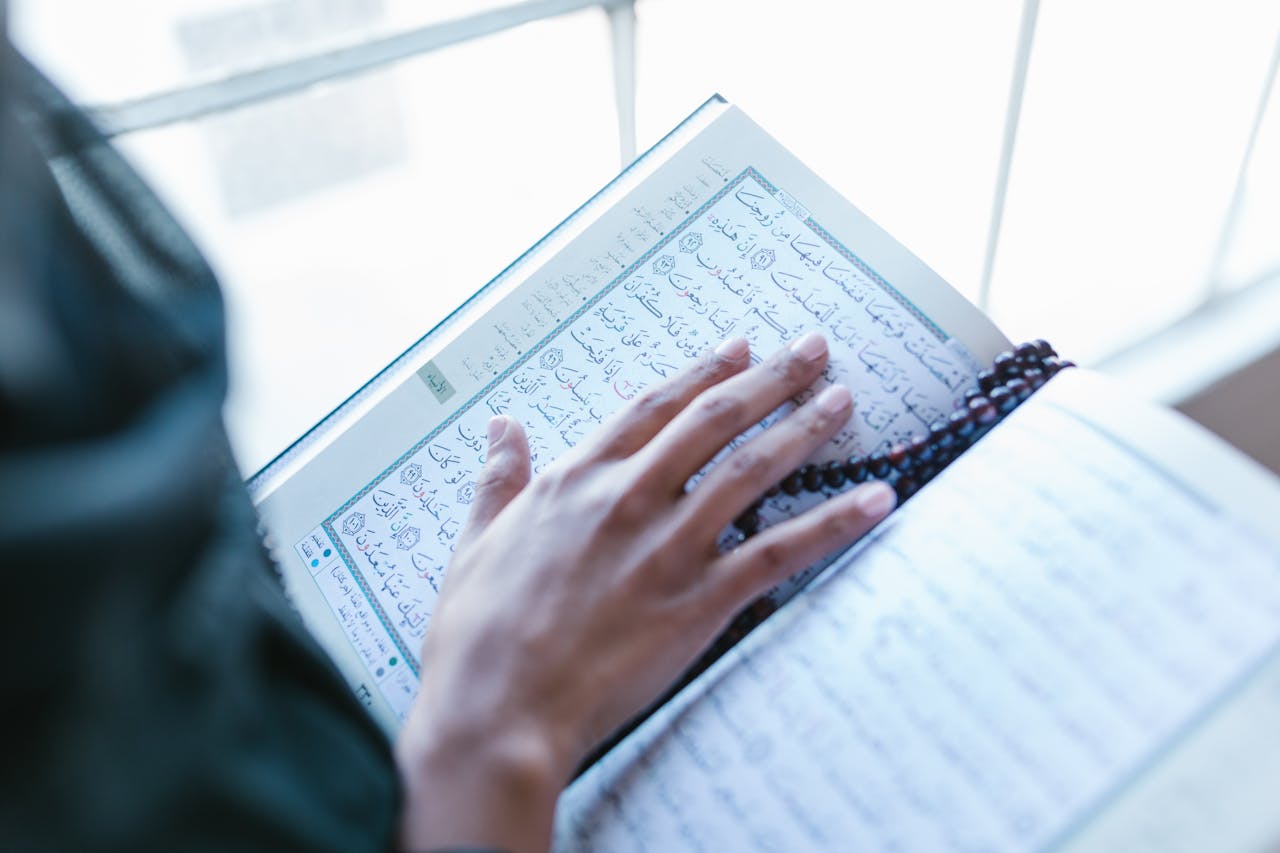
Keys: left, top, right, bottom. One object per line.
{"left": 815, "top": 384, "right": 852, "bottom": 414}
{"left": 789, "top": 331, "right": 827, "bottom": 362}
{"left": 715, "top": 337, "right": 749, "bottom": 360}
{"left": 487, "top": 415, "right": 508, "bottom": 445}
{"left": 852, "top": 481, "right": 897, "bottom": 517}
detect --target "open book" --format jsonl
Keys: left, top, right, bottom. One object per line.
{"left": 249, "top": 97, "right": 1280, "bottom": 849}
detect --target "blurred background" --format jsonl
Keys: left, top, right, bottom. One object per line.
{"left": 12, "top": 0, "right": 1279, "bottom": 475}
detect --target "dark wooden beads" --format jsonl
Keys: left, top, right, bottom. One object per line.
{"left": 801, "top": 464, "right": 824, "bottom": 491}
{"left": 907, "top": 435, "right": 933, "bottom": 463}
{"left": 932, "top": 443, "right": 959, "bottom": 466}
{"left": 948, "top": 409, "right": 976, "bottom": 437}
{"left": 929, "top": 420, "right": 956, "bottom": 450}
{"left": 732, "top": 341, "right": 1072, "bottom": 539}
{"left": 1014, "top": 341, "right": 1041, "bottom": 364}
{"left": 968, "top": 395, "right": 998, "bottom": 425}
{"left": 843, "top": 457, "right": 867, "bottom": 482}
{"left": 867, "top": 450, "right": 892, "bottom": 479}
{"left": 887, "top": 443, "right": 910, "bottom": 472}
{"left": 993, "top": 351, "right": 1020, "bottom": 380}
{"left": 895, "top": 476, "right": 920, "bottom": 500}
{"left": 1046, "top": 357, "right": 1074, "bottom": 376}
{"left": 990, "top": 386, "right": 1016, "bottom": 414}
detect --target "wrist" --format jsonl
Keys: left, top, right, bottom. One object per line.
{"left": 396, "top": 712, "right": 568, "bottom": 853}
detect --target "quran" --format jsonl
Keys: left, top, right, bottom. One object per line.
{"left": 248, "top": 97, "right": 1280, "bottom": 850}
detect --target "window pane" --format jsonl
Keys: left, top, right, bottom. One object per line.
{"left": 11, "top": 0, "right": 523, "bottom": 105}
{"left": 110, "top": 8, "right": 618, "bottom": 473}
{"left": 987, "top": 0, "right": 1280, "bottom": 362}
{"left": 1219, "top": 60, "right": 1280, "bottom": 293}
{"left": 634, "top": 0, "right": 1280, "bottom": 365}
{"left": 633, "top": 0, "right": 1025, "bottom": 305}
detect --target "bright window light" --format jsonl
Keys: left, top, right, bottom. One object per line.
{"left": 10, "top": 0, "right": 1280, "bottom": 472}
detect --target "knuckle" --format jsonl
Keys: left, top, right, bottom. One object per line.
{"left": 523, "top": 478, "right": 549, "bottom": 505}
{"left": 692, "top": 392, "right": 746, "bottom": 431}
{"left": 724, "top": 449, "right": 771, "bottom": 483}
{"left": 529, "top": 468, "right": 564, "bottom": 499}
{"left": 478, "top": 459, "right": 516, "bottom": 490}
{"left": 476, "top": 472, "right": 505, "bottom": 499}
{"left": 630, "top": 387, "right": 675, "bottom": 421}
{"left": 607, "top": 486, "right": 654, "bottom": 527}
{"left": 755, "top": 541, "right": 790, "bottom": 576}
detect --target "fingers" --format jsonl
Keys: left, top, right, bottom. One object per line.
{"left": 578, "top": 337, "right": 750, "bottom": 461}
{"left": 633, "top": 332, "right": 831, "bottom": 494}
{"left": 456, "top": 416, "right": 531, "bottom": 549}
{"left": 706, "top": 480, "right": 897, "bottom": 608}
{"left": 681, "top": 382, "right": 853, "bottom": 533}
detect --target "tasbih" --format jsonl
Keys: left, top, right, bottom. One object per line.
{"left": 583, "top": 341, "right": 1075, "bottom": 771}
{"left": 731, "top": 339, "right": 1075, "bottom": 540}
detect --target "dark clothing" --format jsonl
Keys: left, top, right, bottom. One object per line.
{"left": 0, "top": 40, "right": 398, "bottom": 852}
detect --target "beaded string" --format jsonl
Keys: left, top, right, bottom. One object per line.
{"left": 732, "top": 339, "right": 1075, "bottom": 540}
{"left": 584, "top": 342, "right": 1075, "bottom": 771}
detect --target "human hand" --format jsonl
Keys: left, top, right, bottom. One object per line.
{"left": 395, "top": 333, "right": 896, "bottom": 852}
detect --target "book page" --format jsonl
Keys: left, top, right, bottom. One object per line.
{"left": 1059, "top": 649, "right": 1280, "bottom": 852}
{"left": 255, "top": 103, "right": 1009, "bottom": 729}
{"left": 554, "top": 370, "right": 1280, "bottom": 851}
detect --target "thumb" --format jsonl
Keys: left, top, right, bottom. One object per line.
{"left": 459, "top": 415, "right": 531, "bottom": 542}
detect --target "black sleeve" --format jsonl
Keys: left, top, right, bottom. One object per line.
{"left": 0, "top": 37, "right": 399, "bottom": 853}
